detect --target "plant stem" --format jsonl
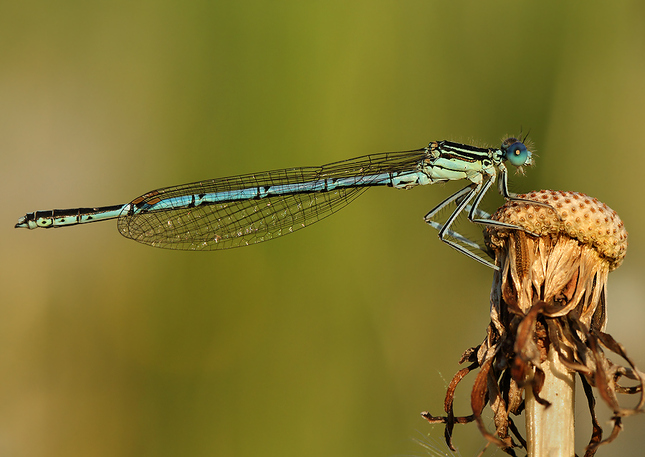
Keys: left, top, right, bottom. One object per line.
{"left": 525, "top": 346, "right": 575, "bottom": 457}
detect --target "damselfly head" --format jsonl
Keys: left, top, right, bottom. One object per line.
{"left": 501, "top": 137, "right": 533, "bottom": 168}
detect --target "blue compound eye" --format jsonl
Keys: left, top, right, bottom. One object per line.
{"left": 505, "top": 141, "right": 529, "bottom": 167}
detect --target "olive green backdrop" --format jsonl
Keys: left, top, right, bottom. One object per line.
{"left": 1, "top": 2, "right": 644, "bottom": 456}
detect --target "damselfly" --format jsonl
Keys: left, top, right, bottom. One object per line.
{"left": 15, "top": 137, "right": 535, "bottom": 269}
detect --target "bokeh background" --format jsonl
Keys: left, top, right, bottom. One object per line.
{"left": 2, "top": 2, "right": 644, "bottom": 456}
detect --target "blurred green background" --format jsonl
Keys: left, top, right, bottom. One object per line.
{"left": 2, "top": 2, "right": 645, "bottom": 456}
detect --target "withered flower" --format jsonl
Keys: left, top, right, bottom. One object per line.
{"left": 422, "top": 190, "right": 643, "bottom": 457}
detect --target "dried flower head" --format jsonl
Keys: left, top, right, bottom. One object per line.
{"left": 487, "top": 190, "right": 627, "bottom": 271}
{"left": 422, "top": 190, "right": 643, "bottom": 457}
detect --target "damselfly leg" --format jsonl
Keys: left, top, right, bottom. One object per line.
{"left": 424, "top": 180, "right": 556, "bottom": 270}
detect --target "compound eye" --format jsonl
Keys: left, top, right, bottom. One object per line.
{"left": 505, "top": 141, "right": 529, "bottom": 167}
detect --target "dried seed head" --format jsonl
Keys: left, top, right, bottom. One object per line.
{"left": 425, "top": 190, "right": 641, "bottom": 455}
{"left": 487, "top": 190, "right": 627, "bottom": 270}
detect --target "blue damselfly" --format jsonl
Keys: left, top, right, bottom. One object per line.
{"left": 16, "top": 137, "right": 535, "bottom": 269}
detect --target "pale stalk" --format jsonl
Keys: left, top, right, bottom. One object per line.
{"left": 525, "top": 346, "right": 575, "bottom": 457}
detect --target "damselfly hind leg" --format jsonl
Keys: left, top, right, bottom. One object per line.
{"left": 424, "top": 184, "right": 498, "bottom": 269}
{"left": 424, "top": 181, "right": 554, "bottom": 270}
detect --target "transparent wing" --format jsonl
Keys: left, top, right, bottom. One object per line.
{"left": 117, "top": 149, "right": 427, "bottom": 250}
